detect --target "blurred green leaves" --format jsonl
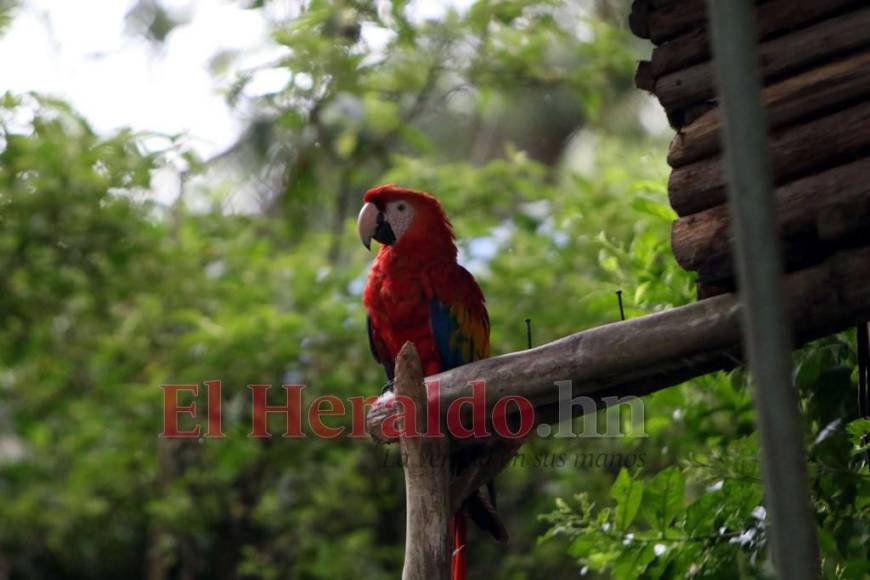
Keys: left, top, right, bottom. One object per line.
{"left": 611, "top": 468, "right": 643, "bottom": 531}
{"left": 543, "top": 339, "right": 870, "bottom": 579}
{"left": 1, "top": 0, "right": 867, "bottom": 578}
{"left": 0, "top": 0, "right": 17, "bottom": 38}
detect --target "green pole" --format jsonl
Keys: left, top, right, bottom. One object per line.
{"left": 704, "top": 0, "right": 820, "bottom": 577}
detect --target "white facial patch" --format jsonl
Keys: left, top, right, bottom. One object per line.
{"left": 384, "top": 200, "right": 415, "bottom": 242}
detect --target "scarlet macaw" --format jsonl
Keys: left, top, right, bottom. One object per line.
{"left": 358, "top": 184, "right": 504, "bottom": 580}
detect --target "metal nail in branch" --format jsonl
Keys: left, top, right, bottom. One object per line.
{"left": 705, "top": 0, "right": 820, "bottom": 577}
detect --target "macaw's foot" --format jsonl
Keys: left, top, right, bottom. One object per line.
{"left": 381, "top": 380, "right": 394, "bottom": 395}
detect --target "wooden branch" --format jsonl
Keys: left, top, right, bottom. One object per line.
{"left": 635, "top": 61, "right": 655, "bottom": 93}
{"left": 367, "top": 246, "right": 870, "bottom": 441}
{"left": 671, "top": 156, "right": 870, "bottom": 272}
{"left": 654, "top": 7, "right": 870, "bottom": 114}
{"left": 669, "top": 100, "right": 870, "bottom": 217}
{"left": 642, "top": 28, "right": 708, "bottom": 80}
{"left": 628, "top": 0, "right": 651, "bottom": 40}
{"left": 817, "top": 193, "right": 870, "bottom": 242}
{"left": 669, "top": 50, "right": 870, "bottom": 167}
{"left": 394, "top": 342, "right": 451, "bottom": 580}
{"left": 647, "top": 0, "right": 865, "bottom": 78}
{"left": 646, "top": 0, "right": 707, "bottom": 45}
{"left": 694, "top": 241, "right": 838, "bottom": 300}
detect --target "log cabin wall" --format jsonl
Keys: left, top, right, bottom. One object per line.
{"left": 630, "top": 0, "right": 870, "bottom": 298}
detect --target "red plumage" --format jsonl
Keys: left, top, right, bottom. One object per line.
{"left": 360, "top": 185, "right": 494, "bottom": 580}
{"left": 362, "top": 185, "right": 489, "bottom": 378}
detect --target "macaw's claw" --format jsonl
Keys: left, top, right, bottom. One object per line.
{"left": 381, "top": 380, "right": 394, "bottom": 395}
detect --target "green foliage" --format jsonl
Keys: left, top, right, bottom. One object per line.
{"left": 1, "top": 1, "right": 868, "bottom": 578}
{"left": 542, "top": 341, "right": 870, "bottom": 579}
{"left": 0, "top": 0, "right": 17, "bottom": 37}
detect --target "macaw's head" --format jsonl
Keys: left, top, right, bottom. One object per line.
{"left": 357, "top": 184, "right": 457, "bottom": 258}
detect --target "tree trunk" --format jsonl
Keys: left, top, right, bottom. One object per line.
{"left": 671, "top": 156, "right": 870, "bottom": 271}
{"left": 669, "top": 100, "right": 870, "bottom": 216}
{"left": 646, "top": 0, "right": 865, "bottom": 78}
{"left": 393, "top": 342, "right": 452, "bottom": 580}
{"left": 655, "top": 7, "right": 870, "bottom": 114}
{"left": 630, "top": 0, "right": 707, "bottom": 44}
{"left": 668, "top": 50, "right": 870, "bottom": 167}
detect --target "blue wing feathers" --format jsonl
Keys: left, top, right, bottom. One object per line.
{"left": 429, "top": 300, "right": 488, "bottom": 371}
{"left": 430, "top": 301, "right": 462, "bottom": 370}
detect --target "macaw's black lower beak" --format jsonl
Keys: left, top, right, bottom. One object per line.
{"left": 373, "top": 211, "right": 396, "bottom": 246}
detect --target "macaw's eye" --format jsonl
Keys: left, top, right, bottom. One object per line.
{"left": 397, "top": 203, "right": 406, "bottom": 212}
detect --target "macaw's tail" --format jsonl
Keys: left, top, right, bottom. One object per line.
{"left": 451, "top": 478, "right": 509, "bottom": 579}
{"left": 451, "top": 512, "right": 467, "bottom": 580}
{"left": 451, "top": 483, "right": 509, "bottom": 579}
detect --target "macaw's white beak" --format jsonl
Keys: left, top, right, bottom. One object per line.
{"left": 357, "top": 202, "right": 379, "bottom": 251}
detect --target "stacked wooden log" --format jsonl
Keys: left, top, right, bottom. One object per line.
{"left": 630, "top": 0, "right": 870, "bottom": 298}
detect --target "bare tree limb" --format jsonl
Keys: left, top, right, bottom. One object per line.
{"left": 367, "top": 245, "right": 870, "bottom": 443}
{"left": 394, "top": 342, "right": 451, "bottom": 580}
